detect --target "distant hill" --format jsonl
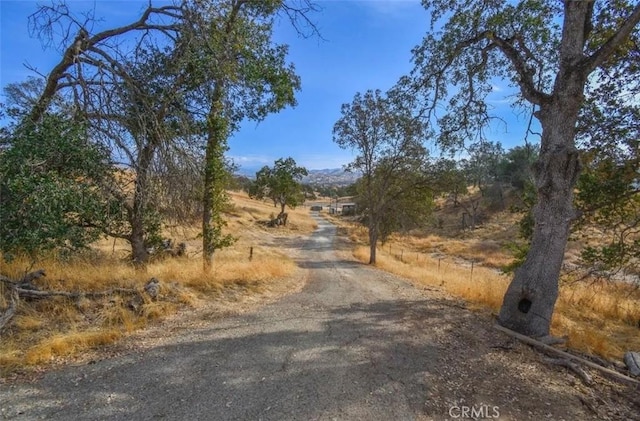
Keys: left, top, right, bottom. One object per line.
{"left": 301, "top": 168, "right": 360, "bottom": 187}
{"left": 235, "top": 167, "right": 360, "bottom": 187}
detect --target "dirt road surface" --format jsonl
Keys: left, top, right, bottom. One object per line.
{"left": 1, "top": 216, "right": 638, "bottom": 420}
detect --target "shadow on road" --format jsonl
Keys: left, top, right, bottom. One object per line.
{"left": 3, "top": 297, "right": 592, "bottom": 420}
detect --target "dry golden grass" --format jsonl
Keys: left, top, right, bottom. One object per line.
{"left": 331, "top": 212, "right": 517, "bottom": 271}
{"left": 338, "top": 216, "right": 640, "bottom": 360}
{"left": 352, "top": 245, "right": 509, "bottom": 312}
{"left": 0, "top": 190, "right": 316, "bottom": 374}
{"left": 23, "top": 330, "right": 123, "bottom": 366}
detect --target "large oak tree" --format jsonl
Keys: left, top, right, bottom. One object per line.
{"left": 408, "top": 0, "right": 640, "bottom": 337}
{"left": 249, "top": 157, "right": 308, "bottom": 217}
{"left": 333, "top": 89, "right": 432, "bottom": 264}
{"left": 18, "top": 0, "right": 316, "bottom": 268}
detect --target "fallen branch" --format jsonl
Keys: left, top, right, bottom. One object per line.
{"left": 15, "top": 287, "right": 139, "bottom": 299}
{"left": 21, "top": 269, "right": 46, "bottom": 284}
{"left": 2, "top": 270, "right": 140, "bottom": 299}
{"left": 0, "top": 274, "right": 18, "bottom": 286}
{"left": 0, "top": 269, "right": 46, "bottom": 289}
{"left": 493, "top": 324, "right": 640, "bottom": 386}
{"left": 0, "top": 286, "right": 19, "bottom": 333}
{"left": 544, "top": 357, "right": 593, "bottom": 385}
{"left": 538, "top": 335, "right": 568, "bottom": 346}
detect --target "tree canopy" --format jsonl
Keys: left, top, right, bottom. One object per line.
{"left": 249, "top": 157, "right": 308, "bottom": 216}
{"left": 0, "top": 114, "right": 112, "bottom": 258}
{"left": 4, "top": 0, "right": 315, "bottom": 267}
{"left": 333, "top": 89, "right": 433, "bottom": 264}
{"left": 407, "top": 0, "right": 640, "bottom": 337}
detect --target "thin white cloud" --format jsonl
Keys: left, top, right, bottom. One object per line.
{"left": 228, "top": 155, "right": 272, "bottom": 167}
{"left": 486, "top": 98, "right": 513, "bottom": 105}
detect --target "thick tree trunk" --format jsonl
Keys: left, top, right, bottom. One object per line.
{"left": 497, "top": 2, "right": 598, "bottom": 337}
{"left": 368, "top": 217, "right": 378, "bottom": 265}
{"left": 130, "top": 226, "right": 149, "bottom": 266}
{"left": 498, "top": 100, "right": 582, "bottom": 337}
{"left": 130, "top": 143, "right": 154, "bottom": 266}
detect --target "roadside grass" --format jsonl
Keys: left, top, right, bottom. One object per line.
{"left": 338, "top": 217, "right": 640, "bottom": 360}
{"left": 0, "top": 191, "right": 315, "bottom": 375}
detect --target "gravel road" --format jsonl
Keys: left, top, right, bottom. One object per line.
{"left": 1, "top": 216, "right": 637, "bottom": 420}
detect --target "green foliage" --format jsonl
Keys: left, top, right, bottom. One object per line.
{"left": 501, "top": 241, "right": 530, "bottom": 274}
{"left": 141, "top": 207, "right": 167, "bottom": 252}
{"left": 0, "top": 114, "right": 111, "bottom": 258}
{"left": 432, "top": 159, "right": 467, "bottom": 199}
{"left": 574, "top": 152, "right": 640, "bottom": 274}
{"left": 496, "top": 145, "right": 538, "bottom": 189}
{"left": 181, "top": 0, "right": 302, "bottom": 130}
{"left": 228, "top": 174, "right": 254, "bottom": 192}
{"left": 311, "top": 183, "right": 357, "bottom": 199}
{"left": 463, "top": 141, "right": 504, "bottom": 192}
{"left": 203, "top": 109, "right": 236, "bottom": 257}
{"left": 515, "top": 180, "right": 537, "bottom": 241}
{"left": 249, "top": 157, "right": 308, "bottom": 212}
{"left": 333, "top": 89, "right": 432, "bottom": 261}
{"left": 406, "top": 1, "right": 563, "bottom": 151}
{"left": 178, "top": 1, "right": 303, "bottom": 265}
{"left": 302, "top": 184, "right": 317, "bottom": 201}
{"left": 408, "top": 1, "right": 640, "bottom": 282}
{"left": 356, "top": 162, "right": 435, "bottom": 245}
{"left": 504, "top": 180, "right": 537, "bottom": 273}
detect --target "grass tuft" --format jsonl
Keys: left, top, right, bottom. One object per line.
{"left": 23, "top": 330, "right": 122, "bottom": 366}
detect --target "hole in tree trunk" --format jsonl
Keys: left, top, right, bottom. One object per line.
{"left": 518, "top": 298, "right": 532, "bottom": 314}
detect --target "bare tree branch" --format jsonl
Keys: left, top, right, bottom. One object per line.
{"left": 27, "top": 3, "right": 183, "bottom": 123}
{"left": 584, "top": 3, "right": 640, "bottom": 72}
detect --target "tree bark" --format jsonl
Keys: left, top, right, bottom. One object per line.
{"left": 499, "top": 98, "right": 582, "bottom": 337}
{"left": 200, "top": 1, "right": 246, "bottom": 272}
{"left": 27, "top": 5, "right": 182, "bottom": 124}
{"left": 497, "top": 2, "right": 599, "bottom": 337}
{"left": 368, "top": 216, "right": 378, "bottom": 264}
{"left": 130, "top": 226, "right": 149, "bottom": 267}
{"left": 129, "top": 141, "right": 155, "bottom": 266}
{"left": 0, "top": 287, "right": 19, "bottom": 333}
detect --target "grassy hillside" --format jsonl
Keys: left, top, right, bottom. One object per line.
{"left": 0, "top": 191, "right": 317, "bottom": 375}
{"left": 329, "top": 188, "right": 640, "bottom": 361}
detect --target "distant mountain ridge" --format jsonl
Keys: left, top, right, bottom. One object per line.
{"left": 236, "top": 167, "right": 360, "bottom": 186}
{"left": 301, "top": 168, "right": 360, "bottom": 186}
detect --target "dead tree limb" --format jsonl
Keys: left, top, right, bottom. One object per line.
{"left": 21, "top": 269, "right": 46, "bottom": 284}
{"left": 0, "top": 287, "right": 19, "bottom": 333}
{"left": 1, "top": 270, "right": 160, "bottom": 335}
{"left": 493, "top": 324, "right": 640, "bottom": 385}
{"left": 14, "top": 287, "right": 139, "bottom": 299}
{"left": 544, "top": 357, "right": 594, "bottom": 385}
{"left": 27, "top": 3, "right": 182, "bottom": 123}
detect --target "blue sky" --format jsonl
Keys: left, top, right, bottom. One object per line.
{"left": 0, "top": 0, "right": 533, "bottom": 172}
